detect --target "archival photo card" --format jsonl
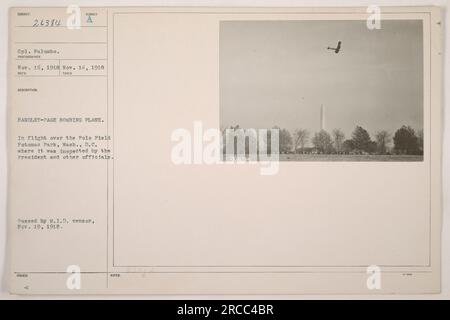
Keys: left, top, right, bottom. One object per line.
{"left": 7, "top": 6, "right": 441, "bottom": 295}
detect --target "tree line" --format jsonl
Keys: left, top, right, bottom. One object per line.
{"left": 222, "top": 125, "right": 423, "bottom": 156}
{"left": 280, "top": 125, "right": 423, "bottom": 155}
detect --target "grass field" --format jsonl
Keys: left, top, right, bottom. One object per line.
{"left": 278, "top": 154, "right": 423, "bottom": 162}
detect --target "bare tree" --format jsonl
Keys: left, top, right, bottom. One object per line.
{"left": 375, "top": 130, "right": 391, "bottom": 154}
{"left": 332, "top": 129, "right": 345, "bottom": 153}
{"left": 293, "top": 129, "right": 310, "bottom": 152}
{"left": 312, "top": 130, "right": 334, "bottom": 154}
{"left": 279, "top": 128, "right": 293, "bottom": 153}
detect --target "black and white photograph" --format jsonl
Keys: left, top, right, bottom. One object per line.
{"left": 220, "top": 20, "right": 424, "bottom": 161}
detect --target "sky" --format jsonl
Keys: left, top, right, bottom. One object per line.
{"left": 219, "top": 20, "right": 423, "bottom": 141}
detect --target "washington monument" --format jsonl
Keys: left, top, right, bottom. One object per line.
{"left": 320, "top": 104, "right": 325, "bottom": 131}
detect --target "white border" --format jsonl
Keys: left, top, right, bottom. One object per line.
{"left": 0, "top": 0, "right": 448, "bottom": 299}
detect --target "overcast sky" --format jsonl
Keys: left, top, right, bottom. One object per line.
{"left": 220, "top": 20, "right": 423, "bottom": 139}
